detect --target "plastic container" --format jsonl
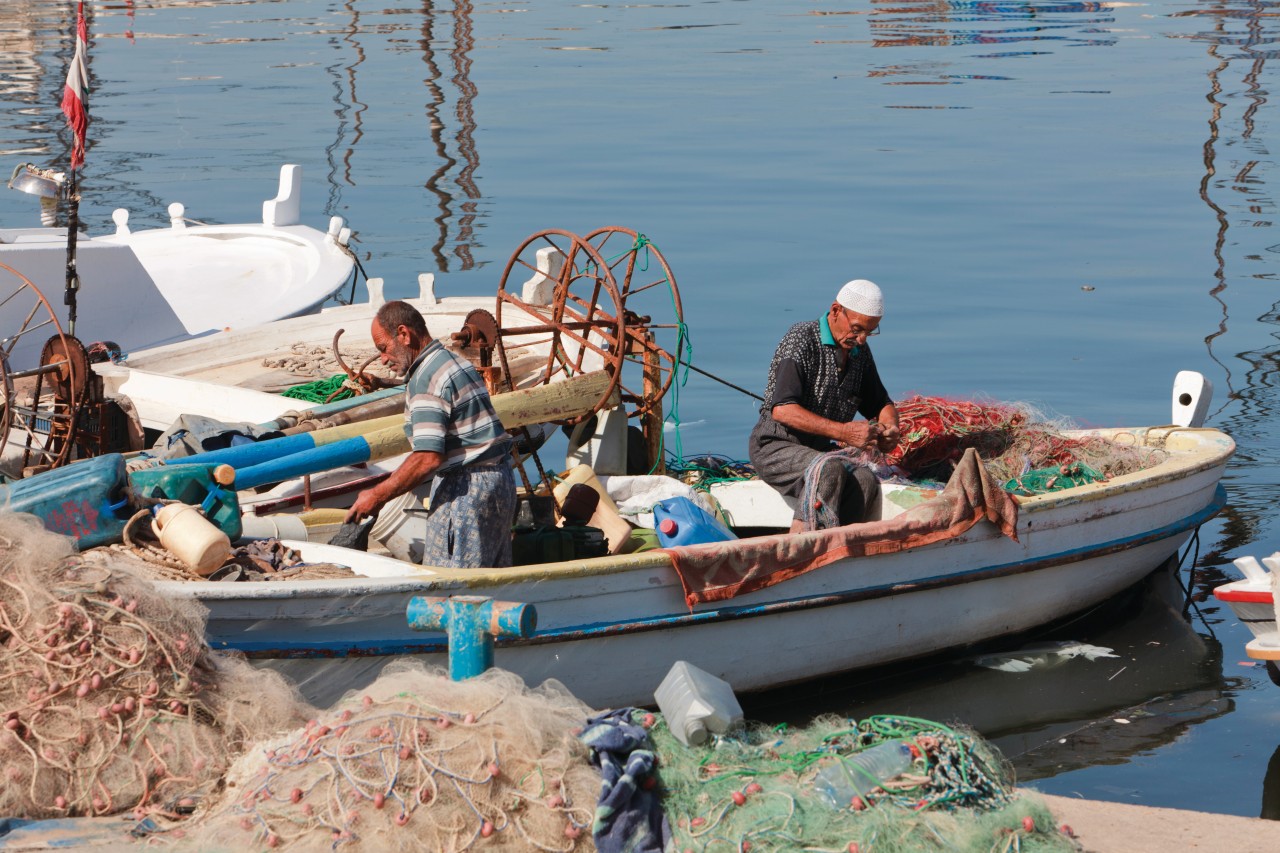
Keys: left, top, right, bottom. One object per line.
{"left": 0, "top": 454, "right": 132, "bottom": 549}
{"left": 812, "top": 740, "right": 915, "bottom": 809}
{"left": 652, "top": 496, "right": 736, "bottom": 548}
{"left": 238, "top": 512, "right": 309, "bottom": 542}
{"left": 152, "top": 503, "right": 232, "bottom": 576}
{"left": 622, "top": 526, "right": 659, "bottom": 554}
{"left": 370, "top": 484, "right": 433, "bottom": 563}
{"left": 653, "top": 660, "right": 744, "bottom": 746}
{"left": 553, "top": 465, "right": 631, "bottom": 553}
{"left": 129, "top": 462, "right": 242, "bottom": 540}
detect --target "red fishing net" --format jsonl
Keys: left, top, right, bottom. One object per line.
{"left": 886, "top": 396, "right": 1157, "bottom": 485}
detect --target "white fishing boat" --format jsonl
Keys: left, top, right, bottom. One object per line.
{"left": 94, "top": 282, "right": 489, "bottom": 434}
{"left": 0, "top": 163, "right": 355, "bottom": 361}
{"left": 1212, "top": 552, "right": 1280, "bottom": 674}
{"left": 152, "top": 422, "right": 1232, "bottom": 709}
{"left": 6, "top": 226, "right": 1237, "bottom": 709}
{"left": 96, "top": 227, "right": 641, "bottom": 435}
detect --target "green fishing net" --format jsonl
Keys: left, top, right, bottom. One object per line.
{"left": 281, "top": 374, "right": 353, "bottom": 403}
{"left": 1003, "top": 463, "right": 1106, "bottom": 497}
{"left": 649, "top": 712, "right": 1081, "bottom": 853}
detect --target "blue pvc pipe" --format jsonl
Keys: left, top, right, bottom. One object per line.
{"left": 406, "top": 596, "right": 537, "bottom": 680}
{"left": 161, "top": 432, "right": 322, "bottom": 471}
{"left": 232, "top": 434, "right": 375, "bottom": 491}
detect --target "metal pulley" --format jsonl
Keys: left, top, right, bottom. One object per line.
{"left": 450, "top": 308, "right": 501, "bottom": 393}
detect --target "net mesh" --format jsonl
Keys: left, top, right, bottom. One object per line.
{"left": 886, "top": 396, "right": 1161, "bottom": 492}
{"left": 0, "top": 513, "right": 308, "bottom": 821}
{"left": 178, "top": 662, "right": 599, "bottom": 851}
{"left": 653, "top": 711, "right": 1081, "bottom": 853}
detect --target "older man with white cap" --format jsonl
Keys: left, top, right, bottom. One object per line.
{"left": 748, "top": 279, "right": 900, "bottom": 532}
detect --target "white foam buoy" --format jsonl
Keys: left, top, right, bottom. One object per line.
{"left": 1171, "top": 370, "right": 1212, "bottom": 427}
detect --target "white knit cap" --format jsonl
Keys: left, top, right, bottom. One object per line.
{"left": 836, "top": 279, "right": 883, "bottom": 318}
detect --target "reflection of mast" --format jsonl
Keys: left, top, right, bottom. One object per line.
{"left": 323, "top": 2, "right": 368, "bottom": 217}
{"left": 1198, "top": 34, "right": 1233, "bottom": 399}
{"left": 420, "top": 2, "right": 458, "bottom": 273}
{"left": 418, "top": 0, "right": 482, "bottom": 273}
{"left": 1190, "top": 0, "right": 1276, "bottom": 417}
{"left": 450, "top": 0, "right": 480, "bottom": 270}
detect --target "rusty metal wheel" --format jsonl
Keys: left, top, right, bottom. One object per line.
{"left": 0, "top": 262, "right": 78, "bottom": 473}
{"left": 493, "top": 229, "right": 625, "bottom": 426}
{"left": 584, "top": 227, "right": 685, "bottom": 418}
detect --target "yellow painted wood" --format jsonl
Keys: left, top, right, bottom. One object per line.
{"left": 356, "top": 371, "right": 619, "bottom": 463}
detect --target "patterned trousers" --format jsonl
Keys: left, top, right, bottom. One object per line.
{"left": 422, "top": 462, "right": 516, "bottom": 568}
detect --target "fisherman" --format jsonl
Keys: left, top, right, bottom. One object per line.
{"left": 345, "top": 300, "right": 516, "bottom": 568}
{"left": 748, "top": 279, "right": 900, "bottom": 532}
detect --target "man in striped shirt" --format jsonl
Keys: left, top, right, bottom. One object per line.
{"left": 345, "top": 301, "right": 516, "bottom": 567}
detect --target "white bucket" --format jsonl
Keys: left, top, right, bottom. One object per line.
{"left": 152, "top": 504, "right": 232, "bottom": 576}
{"left": 369, "top": 482, "right": 434, "bottom": 563}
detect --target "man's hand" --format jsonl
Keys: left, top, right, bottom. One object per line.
{"left": 840, "top": 421, "right": 882, "bottom": 450}
{"left": 346, "top": 487, "right": 385, "bottom": 523}
{"left": 356, "top": 372, "right": 389, "bottom": 392}
{"left": 875, "top": 423, "right": 900, "bottom": 453}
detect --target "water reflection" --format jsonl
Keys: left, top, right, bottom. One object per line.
{"left": 1181, "top": 0, "right": 1280, "bottom": 580}
{"left": 868, "top": 0, "right": 1117, "bottom": 53}
{"left": 328, "top": 1, "right": 485, "bottom": 272}
{"left": 0, "top": 3, "right": 65, "bottom": 162}
{"left": 746, "top": 570, "right": 1235, "bottom": 783}
{"left": 0, "top": 1, "right": 487, "bottom": 266}
{"left": 1264, "top": 742, "right": 1280, "bottom": 819}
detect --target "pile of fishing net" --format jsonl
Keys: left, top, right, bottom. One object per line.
{"left": 0, "top": 513, "right": 308, "bottom": 822}
{"left": 179, "top": 661, "right": 599, "bottom": 851}
{"left": 653, "top": 712, "right": 1081, "bottom": 852}
{"left": 886, "top": 396, "right": 1162, "bottom": 495}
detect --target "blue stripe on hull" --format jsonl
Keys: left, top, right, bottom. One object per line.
{"left": 217, "top": 485, "right": 1226, "bottom": 659}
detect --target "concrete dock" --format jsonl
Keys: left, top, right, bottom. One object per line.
{"left": 1041, "top": 793, "right": 1280, "bottom": 852}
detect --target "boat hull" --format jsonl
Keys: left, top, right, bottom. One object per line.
{"left": 159, "top": 426, "right": 1234, "bottom": 708}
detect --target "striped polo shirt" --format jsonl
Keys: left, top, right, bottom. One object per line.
{"left": 404, "top": 340, "right": 512, "bottom": 472}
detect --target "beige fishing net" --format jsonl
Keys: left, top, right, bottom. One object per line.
{"left": 0, "top": 513, "right": 308, "bottom": 821}
{"left": 171, "top": 660, "right": 599, "bottom": 845}
{"left": 1, "top": 511, "right": 601, "bottom": 850}
{"left": 177, "top": 662, "right": 599, "bottom": 851}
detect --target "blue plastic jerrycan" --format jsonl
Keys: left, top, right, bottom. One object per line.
{"left": 0, "top": 454, "right": 132, "bottom": 550}
{"left": 652, "top": 496, "right": 737, "bottom": 548}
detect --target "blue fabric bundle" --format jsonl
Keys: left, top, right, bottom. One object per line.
{"left": 578, "top": 708, "right": 672, "bottom": 853}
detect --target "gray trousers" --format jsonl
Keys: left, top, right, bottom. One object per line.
{"left": 422, "top": 462, "right": 516, "bottom": 568}
{"left": 748, "top": 418, "right": 879, "bottom": 529}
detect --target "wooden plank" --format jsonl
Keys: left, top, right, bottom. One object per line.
{"left": 492, "top": 371, "right": 619, "bottom": 430}
{"left": 360, "top": 371, "right": 618, "bottom": 463}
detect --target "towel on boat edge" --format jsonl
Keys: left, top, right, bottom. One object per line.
{"left": 664, "top": 446, "right": 1019, "bottom": 607}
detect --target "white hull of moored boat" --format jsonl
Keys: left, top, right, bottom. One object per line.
{"left": 157, "top": 426, "right": 1233, "bottom": 709}
{"left": 1213, "top": 554, "right": 1280, "bottom": 667}
{"left": 0, "top": 165, "right": 353, "bottom": 360}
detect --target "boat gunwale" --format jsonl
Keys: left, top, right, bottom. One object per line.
{"left": 159, "top": 425, "right": 1233, "bottom": 601}
{"left": 214, "top": 484, "right": 1227, "bottom": 655}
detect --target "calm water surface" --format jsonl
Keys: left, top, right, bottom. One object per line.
{"left": 3, "top": 0, "right": 1280, "bottom": 818}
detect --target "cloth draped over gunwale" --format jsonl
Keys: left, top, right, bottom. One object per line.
{"left": 663, "top": 447, "right": 1020, "bottom": 607}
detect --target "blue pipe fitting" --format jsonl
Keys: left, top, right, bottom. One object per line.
{"left": 406, "top": 595, "right": 537, "bottom": 681}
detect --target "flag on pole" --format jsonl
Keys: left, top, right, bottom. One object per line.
{"left": 61, "top": 1, "right": 89, "bottom": 169}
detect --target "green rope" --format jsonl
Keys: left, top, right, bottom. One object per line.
{"left": 280, "top": 374, "right": 353, "bottom": 403}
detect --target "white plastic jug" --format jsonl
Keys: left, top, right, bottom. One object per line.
{"left": 654, "top": 660, "right": 744, "bottom": 746}
{"left": 152, "top": 504, "right": 232, "bottom": 576}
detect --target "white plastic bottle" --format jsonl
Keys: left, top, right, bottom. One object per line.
{"left": 813, "top": 740, "right": 914, "bottom": 808}
{"left": 653, "top": 661, "right": 744, "bottom": 746}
